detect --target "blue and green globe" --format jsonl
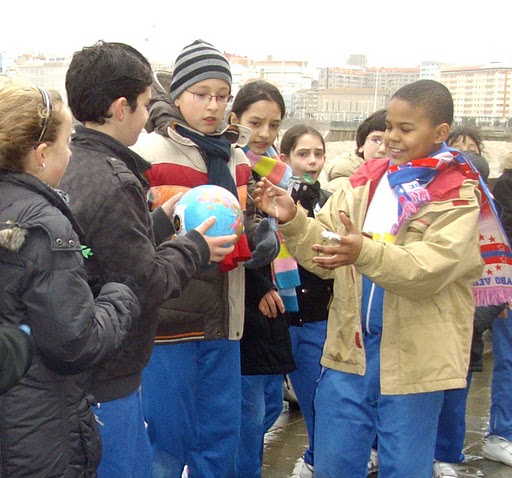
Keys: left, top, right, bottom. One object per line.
{"left": 173, "top": 185, "right": 244, "bottom": 242}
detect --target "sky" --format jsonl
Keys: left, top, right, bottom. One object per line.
{"left": 2, "top": 0, "right": 512, "bottom": 70}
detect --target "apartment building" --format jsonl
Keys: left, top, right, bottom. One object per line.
{"left": 441, "top": 63, "right": 512, "bottom": 126}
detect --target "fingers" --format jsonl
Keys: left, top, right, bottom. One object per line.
{"left": 339, "top": 211, "right": 356, "bottom": 233}
{"left": 258, "top": 290, "right": 284, "bottom": 318}
{"left": 194, "top": 216, "right": 216, "bottom": 235}
{"left": 160, "top": 192, "right": 183, "bottom": 218}
{"left": 204, "top": 233, "right": 238, "bottom": 262}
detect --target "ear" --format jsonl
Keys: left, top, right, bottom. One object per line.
{"left": 435, "top": 123, "right": 451, "bottom": 144}
{"left": 279, "top": 152, "right": 290, "bottom": 165}
{"left": 358, "top": 146, "right": 364, "bottom": 154}
{"left": 25, "top": 143, "right": 47, "bottom": 174}
{"left": 111, "top": 97, "right": 129, "bottom": 121}
{"left": 229, "top": 112, "right": 239, "bottom": 125}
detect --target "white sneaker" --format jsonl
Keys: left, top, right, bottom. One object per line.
{"left": 367, "top": 448, "right": 378, "bottom": 474}
{"left": 298, "top": 460, "right": 314, "bottom": 478}
{"left": 432, "top": 460, "right": 458, "bottom": 477}
{"left": 482, "top": 435, "right": 512, "bottom": 466}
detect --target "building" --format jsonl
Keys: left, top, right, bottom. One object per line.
{"left": 8, "top": 57, "right": 69, "bottom": 100}
{"left": 294, "top": 87, "right": 387, "bottom": 122}
{"left": 441, "top": 63, "right": 512, "bottom": 126}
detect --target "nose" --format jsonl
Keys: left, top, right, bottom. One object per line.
{"left": 307, "top": 153, "right": 317, "bottom": 164}
{"left": 376, "top": 141, "right": 387, "bottom": 157}
{"left": 258, "top": 124, "right": 271, "bottom": 139}
{"left": 206, "top": 97, "right": 220, "bottom": 110}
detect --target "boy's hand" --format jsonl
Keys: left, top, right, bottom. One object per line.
{"left": 194, "top": 217, "right": 237, "bottom": 263}
{"left": 312, "top": 212, "right": 364, "bottom": 269}
{"left": 259, "top": 290, "right": 285, "bottom": 318}
{"left": 253, "top": 178, "right": 297, "bottom": 223}
{"left": 160, "top": 192, "right": 183, "bottom": 220}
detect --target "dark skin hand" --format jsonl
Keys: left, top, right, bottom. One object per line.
{"left": 312, "top": 213, "right": 364, "bottom": 270}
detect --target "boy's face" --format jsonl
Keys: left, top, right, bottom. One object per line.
{"left": 122, "top": 87, "right": 151, "bottom": 146}
{"left": 359, "top": 130, "right": 387, "bottom": 161}
{"left": 449, "top": 134, "right": 480, "bottom": 154}
{"left": 174, "top": 79, "right": 230, "bottom": 135}
{"left": 384, "top": 98, "right": 449, "bottom": 165}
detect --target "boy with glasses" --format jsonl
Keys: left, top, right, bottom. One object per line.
{"left": 131, "top": 39, "right": 260, "bottom": 478}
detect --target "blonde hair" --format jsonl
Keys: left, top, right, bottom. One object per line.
{"left": 0, "top": 85, "right": 64, "bottom": 172}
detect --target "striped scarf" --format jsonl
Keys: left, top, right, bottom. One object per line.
{"left": 387, "top": 145, "right": 512, "bottom": 306}
{"left": 244, "top": 146, "right": 300, "bottom": 312}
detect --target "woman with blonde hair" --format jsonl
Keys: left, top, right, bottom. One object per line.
{"left": 0, "top": 84, "right": 140, "bottom": 477}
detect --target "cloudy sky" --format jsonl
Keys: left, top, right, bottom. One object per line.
{"left": 2, "top": 0, "right": 511, "bottom": 69}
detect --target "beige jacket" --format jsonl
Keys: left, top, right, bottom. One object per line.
{"left": 279, "top": 158, "right": 484, "bottom": 394}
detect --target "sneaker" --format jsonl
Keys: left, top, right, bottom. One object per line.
{"left": 368, "top": 448, "right": 379, "bottom": 474}
{"left": 433, "top": 461, "right": 458, "bottom": 477}
{"left": 482, "top": 435, "right": 512, "bottom": 466}
{"left": 298, "top": 460, "right": 314, "bottom": 478}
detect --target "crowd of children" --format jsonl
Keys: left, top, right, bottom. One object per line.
{"left": 1, "top": 39, "right": 512, "bottom": 478}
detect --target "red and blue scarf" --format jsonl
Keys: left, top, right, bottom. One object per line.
{"left": 387, "top": 145, "right": 512, "bottom": 306}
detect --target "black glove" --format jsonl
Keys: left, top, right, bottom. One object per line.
{"left": 244, "top": 218, "right": 280, "bottom": 269}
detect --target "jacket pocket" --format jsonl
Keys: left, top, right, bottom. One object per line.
{"left": 78, "top": 393, "right": 102, "bottom": 471}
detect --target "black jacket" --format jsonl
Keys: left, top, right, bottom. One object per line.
{"left": 286, "top": 180, "right": 334, "bottom": 326}
{"left": 0, "top": 172, "right": 139, "bottom": 477}
{"left": 0, "top": 325, "right": 33, "bottom": 395}
{"left": 241, "top": 267, "right": 296, "bottom": 375}
{"left": 59, "top": 127, "right": 210, "bottom": 402}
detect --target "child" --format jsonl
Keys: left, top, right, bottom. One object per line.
{"left": 253, "top": 79, "right": 484, "bottom": 477}
{"left": 228, "top": 80, "right": 296, "bottom": 478}
{"left": 326, "top": 109, "right": 387, "bottom": 193}
{"left": 0, "top": 85, "right": 139, "bottom": 476}
{"left": 60, "top": 41, "right": 234, "bottom": 478}
{"left": 481, "top": 152, "right": 512, "bottom": 466}
{"left": 433, "top": 149, "right": 499, "bottom": 478}
{"left": 131, "top": 39, "right": 256, "bottom": 478}
{"left": 447, "top": 124, "right": 484, "bottom": 155}
{"left": 279, "top": 124, "right": 334, "bottom": 478}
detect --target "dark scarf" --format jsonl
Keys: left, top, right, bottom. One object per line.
{"left": 176, "top": 125, "right": 238, "bottom": 197}
{"left": 176, "top": 125, "right": 251, "bottom": 271}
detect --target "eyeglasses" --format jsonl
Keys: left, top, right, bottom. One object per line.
{"left": 366, "top": 137, "right": 383, "bottom": 145}
{"left": 35, "top": 88, "right": 53, "bottom": 146}
{"left": 185, "top": 90, "right": 233, "bottom": 105}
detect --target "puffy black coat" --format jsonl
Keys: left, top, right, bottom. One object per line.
{"left": 0, "top": 325, "right": 33, "bottom": 394}
{"left": 0, "top": 173, "right": 139, "bottom": 477}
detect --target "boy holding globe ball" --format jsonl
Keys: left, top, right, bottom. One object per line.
{"left": 131, "top": 39, "right": 268, "bottom": 477}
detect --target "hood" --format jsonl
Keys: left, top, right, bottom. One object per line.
{"left": 0, "top": 221, "right": 27, "bottom": 252}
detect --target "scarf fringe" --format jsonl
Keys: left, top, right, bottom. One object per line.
{"left": 472, "top": 288, "right": 512, "bottom": 307}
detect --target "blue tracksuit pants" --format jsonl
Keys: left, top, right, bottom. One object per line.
{"left": 489, "top": 310, "right": 512, "bottom": 440}
{"left": 288, "top": 320, "right": 327, "bottom": 467}
{"left": 313, "top": 333, "right": 444, "bottom": 478}
{"left": 236, "top": 374, "right": 284, "bottom": 477}
{"left": 95, "top": 388, "right": 153, "bottom": 478}
{"left": 142, "top": 340, "right": 241, "bottom": 478}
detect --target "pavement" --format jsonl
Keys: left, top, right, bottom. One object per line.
{"left": 261, "top": 331, "right": 512, "bottom": 477}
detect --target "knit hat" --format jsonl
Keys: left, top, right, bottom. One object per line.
{"left": 170, "top": 39, "right": 232, "bottom": 101}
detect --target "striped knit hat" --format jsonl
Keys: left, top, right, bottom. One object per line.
{"left": 170, "top": 39, "right": 232, "bottom": 101}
